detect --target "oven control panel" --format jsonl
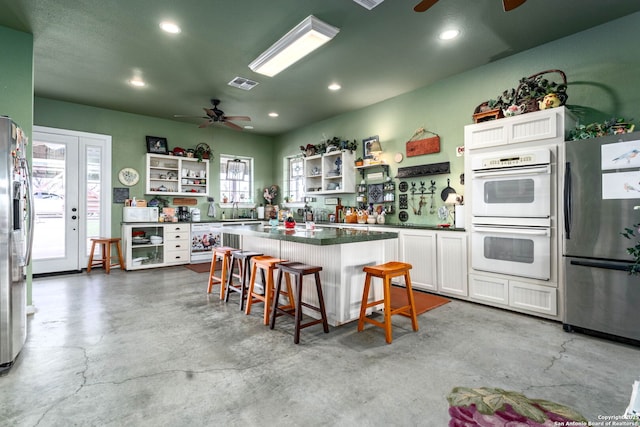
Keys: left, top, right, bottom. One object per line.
{"left": 472, "top": 148, "right": 551, "bottom": 170}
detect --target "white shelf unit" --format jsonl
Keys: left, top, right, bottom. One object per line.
{"left": 146, "top": 153, "right": 209, "bottom": 196}
{"left": 122, "top": 223, "right": 190, "bottom": 270}
{"left": 303, "top": 150, "right": 355, "bottom": 195}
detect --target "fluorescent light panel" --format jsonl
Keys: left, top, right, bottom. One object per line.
{"left": 249, "top": 15, "right": 339, "bottom": 77}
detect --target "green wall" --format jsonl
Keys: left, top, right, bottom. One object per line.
{"left": 274, "top": 12, "right": 640, "bottom": 225}
{"left": 0, "top": 26, "right": 33, "bottom": 133}
{"left": 34, "top": 97, "right": 275, "bottom": 236}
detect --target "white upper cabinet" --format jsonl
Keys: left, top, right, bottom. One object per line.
{"left": 464, "top": 107, "right": 577, "bottom": 150}
{"left": 146, "top": 153, "right": 210, "bottom": 196}
{"left": 304, "top": 150, "right": 355, "bottom": 195}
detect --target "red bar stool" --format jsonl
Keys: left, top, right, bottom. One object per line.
{"left": 270, "top": 261, "right": 329, "bottom": 344}
{"left": 87, "top": 237, "right": 125, "bottom": 274}
{"left": 245, "top": 256, "right": 295, "bottom": 325}
{"left": 357, "top": 261, "right": 419, "bottom": 344}
{"left": 207, "top": 246, "right": 239, "bottom": 299}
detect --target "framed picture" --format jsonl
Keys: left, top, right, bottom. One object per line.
{"left": 363, "top": 135, "right": 380, "bottom": 159}
{"left": 146, "top": 136, "right": 169, "bottom": 154}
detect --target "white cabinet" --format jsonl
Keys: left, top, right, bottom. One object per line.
{"left": 399, "top": 229, "right": 437, "bottom": 291}
{"left": 464, "top": 107, "right": 576, "bottom": 151}
{"left": 162, "top": 223, "right": 191, "bottom": 265}
{"left": 398, "top": 229, "right": 468, "bottom": 296}
{"left": 122, "top": 223, "right": 190, "bottom": 270}
{"left": 469, "top": 273, "right": 557, "bottom": 317}
{"left": 436, "top": 232, "right": 468, "bottom": 297}
{"left": 304, "top": 150, "right": 355, "bottom": 195}
{"left": 146, "top": 153, "right": 209, "bottom": 196}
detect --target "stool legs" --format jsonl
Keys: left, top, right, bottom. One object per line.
{"left": 271, "top": 267, "right": 329, "bottom": 344}
{"left": 358, "top": 268, "right": 418, "bottom": 344}
{"left": 87, "top": 238, "right": 124, "bottom": 274}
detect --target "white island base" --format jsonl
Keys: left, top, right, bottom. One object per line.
{"left": 240, "top": 235, "right": 397, "bottom": 327}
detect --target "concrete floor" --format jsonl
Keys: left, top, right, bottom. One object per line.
{"left": 1, "top": 265, "right": 638, "bottom": 426}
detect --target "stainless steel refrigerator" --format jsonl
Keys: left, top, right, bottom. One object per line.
{"left": 0, "top": 116, "right": 33, "bottom": 373}
{"left": 563, "top": 131, "right": 640, "bottom": 344}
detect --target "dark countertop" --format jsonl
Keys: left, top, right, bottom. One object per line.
{"left": 121, "top": 219, "right": 465, "bottom": 232}
{"left": 222, "top": 224, "right": 398, "bottom": 246}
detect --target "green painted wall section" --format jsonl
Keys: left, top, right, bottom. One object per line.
{"left": 0, "top": 26, "right": 33, "bottom": 133}
{"left": 34, "top": 97, "right": 275, "bottom": 236}
{"left": 274, "top": 12, "right": 640, "bottom": 226}
{"left": 0, "top": 26, "right": 33, "bottom": 305}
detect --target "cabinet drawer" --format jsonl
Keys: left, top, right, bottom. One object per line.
{"left": 164, "top": 224, "right": 190, "bottom": 234}
{"left": 469, "top": 274, "right": 508, "bottom": 306}
{"left": 164, "top": 239, "right": 189, "bottom": 251}
{"left": 509, "top": 280, "right": 557, "bottom": 316}
{"left": 165, "top": 248, "right": 189, "bottom": 264}
{"left": 165, "top": 230, "right": 190, "bottom": 242}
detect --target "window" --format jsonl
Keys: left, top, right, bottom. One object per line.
{"left": 220, "top": 155, "right": 253, "bottom": 203}
{"left": 285, "top": 156, "right": 304, "bottom": 202}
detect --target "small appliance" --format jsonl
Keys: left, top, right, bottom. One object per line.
{"left": 123, "top": 207, "right": 159, "bottom": 223}
{"left": 177, "top": 206, "right": 190, "bottom": 222}
{"left": 190, "top": 207, "right": 201, "bottom": 222}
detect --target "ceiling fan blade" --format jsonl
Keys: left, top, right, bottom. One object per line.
{"left": 174, "top": 114, "right": 208, "bottom": 119}
{"left": 203, "top": 107, "right": 218, "bottom": 117}
{"left": 503, "top": 0, "right": 526, "bottom": 11}
{"left": 223, "top": 121, "right": 243, "bottom": 131}
{"left": 223, "top": 115, "right": 251, "bottom": 122}
{"left": 414, "top": 0, "right": 438, "bottom": 12}
{"left": 198, "top": 119, "right": 213, "bottom": 128}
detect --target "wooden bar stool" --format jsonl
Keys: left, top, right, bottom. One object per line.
{"left": 357, "top": 261, "right": 419, "bottom": 344}
{"left": 270, "top": 262, "right": 329, "bottom": 344}
{"left": 87, "top": 237, "right": 125, "bottom": 274}
{"left": 207, "top": 246, "right": 239, "bottom": 299}
{"left": 224, "top": 250, "right": 263, "bottom": 311}
{"left": 245, "top": 256, "right": 295, "bottom": 325}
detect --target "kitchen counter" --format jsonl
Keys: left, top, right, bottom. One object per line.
{"left": 224, "top": 224, "right": 398, "bottom": 327}
{"left": 222, "top": 223, "right": 398, "bottom": 246}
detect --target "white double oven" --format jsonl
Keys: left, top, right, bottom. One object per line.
{"left": 470, "top": 147, "right": 554, "bottom": 281}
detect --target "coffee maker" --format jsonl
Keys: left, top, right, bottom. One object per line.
{"left": 177, "top": 206, "right": 191, "bottom": 222}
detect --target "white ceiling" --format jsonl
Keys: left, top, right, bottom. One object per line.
{"left": 2, "top": 0, "right": 640, "bottom": 135}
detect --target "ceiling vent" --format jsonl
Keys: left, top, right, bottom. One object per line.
{"left": 353, "top": 0, "right": 384, "bottom": 10}
{"left": 228, "top": 76, "right": 259, "bottom": 91}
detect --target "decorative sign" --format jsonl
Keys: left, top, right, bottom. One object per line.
{"left": 113, "top": 187, "right": 129, "bottom": 203}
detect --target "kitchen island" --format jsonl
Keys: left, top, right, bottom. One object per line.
{"left": 223, "top": 224, "right": 399, "bottom": 326}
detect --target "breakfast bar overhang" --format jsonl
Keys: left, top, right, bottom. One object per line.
{"left": 223, "top": 224, "right": 399, "bottom": 326}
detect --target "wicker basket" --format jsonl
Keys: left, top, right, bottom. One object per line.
{"left": 515, "top": 69, "right": 567, "bottom": 113}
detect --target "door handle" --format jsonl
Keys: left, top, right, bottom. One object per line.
{"left": 72, "top": 215, "right": 77, "bottom": 220}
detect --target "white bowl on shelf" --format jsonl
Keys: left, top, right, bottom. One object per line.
{"left": 149, "top": 236, "right": 163, "bottom": 244}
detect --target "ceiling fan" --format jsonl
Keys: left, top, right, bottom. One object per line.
{"left": 174, "top": 99, "right": 251, "bottom": 130}
{"left": 414, "top": 0, "right": 526, "bottom": 13}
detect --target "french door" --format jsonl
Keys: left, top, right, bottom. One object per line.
{"left": 31, "top": 127, "right": 112, "bottom": 274}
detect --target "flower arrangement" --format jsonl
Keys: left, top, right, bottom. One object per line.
{"left": 570, "top": 118, "right": 635, "bottom": 140}
{"left": 621, "top": 206, "right": 640, "bottom": 275}
{"left": 300, "top": 137, "right": 358, "bottom": 157}
{"left": 263, "top": 185, "right": 278, "bottom": 205}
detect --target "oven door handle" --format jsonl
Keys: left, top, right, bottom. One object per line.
{"left": 472, "top": 164, "right": 550, "bottom": 179}
{"left": 473, "top": 225, "right": 550, "bottom": 236}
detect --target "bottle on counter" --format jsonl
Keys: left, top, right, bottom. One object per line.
{"left": 221, "top": 211, "right": 226, "bottom": 220}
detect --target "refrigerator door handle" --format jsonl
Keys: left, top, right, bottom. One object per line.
{"left": 22, "top": 157, "right": 34, "bottom": 265}
{"left": 570, "top": 259, "right": 631, "bottom": 272}
{"left": 563, "top": 161, "right": 571, "bottom": 239}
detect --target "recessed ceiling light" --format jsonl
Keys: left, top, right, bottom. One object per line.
{"left": 439, "top": 29, "right": 460, "bottom": 40}
{"left": 268, "top": 112, "right": 279, "bottom": 118}
{"left": 328, "top": 83, "right": 341, "bottom": 91}
{"left": 128, "top": 78, "right": 146, "bottom": 87}
{"left": 160, "top": 21, "right": 181, "bottom": 34}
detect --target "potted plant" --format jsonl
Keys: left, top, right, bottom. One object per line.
{"left": 194, "top": 143, "right": 212, "bottom": 162}
{"left": 514, "top": 69, "right": 568, "bottom": 113}
{"left": 621, "top": 206, "right": 640, "bottom": 276}
{"left": 355, "top": 157, "right": 364, "bottom": 166}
